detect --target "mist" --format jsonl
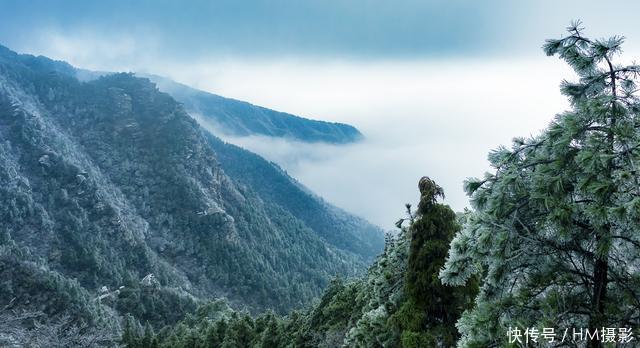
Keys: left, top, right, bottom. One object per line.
{"left": 11, "top": 18, "right": 640, "bottom": 229}
{"left": 182, "top": 59, "right": 574, "bottom": 229}
{"left": 0, "top": 31, "right": 582, "bottom": 229}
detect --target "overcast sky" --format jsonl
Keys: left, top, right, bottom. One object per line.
{"left": 2, "top": 1, "right": 640, "bottom": 229}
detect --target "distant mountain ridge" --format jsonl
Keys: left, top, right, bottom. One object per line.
{"left": 146, "top": 74, "right": 363, "bottom": 144}
{"left": 206, "top": 135, "right": 383, "bottom": 258}
{"left": 0, "top": 45, "right": 364, "bottom": 145}
{"left": 0, "top": 44, "right": 384, "bottom": 338}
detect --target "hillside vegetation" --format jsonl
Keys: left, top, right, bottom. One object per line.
{"left": 122, "top": 23, "right": 640, "bottom": 348}
{"left": 0, "top": 44, "right": 383, "bottom": 346}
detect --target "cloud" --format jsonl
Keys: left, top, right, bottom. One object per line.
{"left": 4, "top": 0, "right": 640, "bottom": 63}
{"left": 0, "top": 0, "right": 512, "bottom": 60}
{"left": 4, "top": 2, "right": 640, "bottom": 229}
{"left": 0, "top": 26, "right": 580, "bottom": 229}
{"left": 186, "top": 58, "right": 573, "bottom": 229}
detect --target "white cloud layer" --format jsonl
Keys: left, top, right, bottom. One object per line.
{"left": 14, "top": 29, "right": 625, "bottom": 229}
{"left": 181, "top": 59, "right": 574, "bottom": 229}
{"left": 5, "top": 5, "right": 640, "bottom": 231}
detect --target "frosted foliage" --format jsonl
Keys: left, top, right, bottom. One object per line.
{"left": 345, "top": 232, "right": 409, "bottom": 347}
{"left": 440, "top": 22, "right": 640, "bottom": 346}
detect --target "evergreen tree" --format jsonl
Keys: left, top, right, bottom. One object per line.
{"left": 122, "top": 314, "right": 141, "bottom": 348}
{"left": 141, "top": 322, "right": 159, "bottom": 348}
{"left": 394, "top": 177, "right": 477, "bottom": 347}
{"left": 441, "top": 22, "right": 640, "bottom": 347}
{"left": 221, "top": 313, "right": 254, "bottom": 348}
{"left": 180, "top": 327, "right": 199, "bottom": 348}
{"left": 259, "top": 315, "right": 283, "bottom": 348}
{"left": 204, "top": 320, "right": 227, "bottom": 347}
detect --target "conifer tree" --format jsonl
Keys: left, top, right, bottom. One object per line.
{"left": 221, "top": 313, "right": 254, "bottom": 348}
{"left": 393, "top": 177, "right": 477, "bottom": 347}
{"left": 141, "top": 322, "right": 158, "bottom": 348}
{"left": 441, "top": 22, "right": 640, "bottom": 347}
{"left": 259, "top": 315, "right": 283, "bottom": 348}
{"left": 121, "top": 314, "right": 138, "bottom": 347}
{"left": 205, "top": 320, "right": 227, "bottom": 347}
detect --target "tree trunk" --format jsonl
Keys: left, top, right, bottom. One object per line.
{"left": 588, "top": 234, "right": 608, "bottom": 348}
{"left": 586, "top": 58, "right": 617, "bottom": 348}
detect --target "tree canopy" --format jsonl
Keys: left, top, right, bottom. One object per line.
{"left": 441, "top": 21, "right": 640, "bottom": 347}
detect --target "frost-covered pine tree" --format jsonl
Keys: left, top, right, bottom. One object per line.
{"left": 440, "top": 22, "right": 640, "bottom": 348}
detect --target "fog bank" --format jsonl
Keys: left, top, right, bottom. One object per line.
{"left": 185, "top": 59, "right": 572, "bottom": 229}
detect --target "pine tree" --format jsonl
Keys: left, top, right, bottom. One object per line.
{"left": 441, "top": 21, "right": 640, "bottom": 347}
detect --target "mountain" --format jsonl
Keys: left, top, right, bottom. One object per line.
{"left": 120, "top": 179, "right": 478, "bottom": 347}
{"left": 0, "top": 45, "right": 383, "bottom": 342}
{"left": 146, "top": 75, "right": 363, "bottom": 144}
{"left": 205, "top": 136, "right": 383, "bottom": 259}
{"left": 144, "top": 77, "right": 382, "bottom": 257}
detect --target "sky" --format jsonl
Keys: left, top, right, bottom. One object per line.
{"left": 2, "top": 1, "right": 640, "bottom": 229}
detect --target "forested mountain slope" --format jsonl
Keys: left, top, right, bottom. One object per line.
{"left": 206, "top": 136, "right": 383, "bottom": 259}
{"left": 120, "top": 178, "right": 477, "bottom": 347}
{"left": 105, "top": 23, "right": 640, "bottom": 348}
{"left": 0, "top": 45, "right": 383, "bottom": 344}
{"left": 147, "top": 75, "right": 363, "bottom": 144}
{"left": 7, "top": 48, "right": 384, "bottom": 259}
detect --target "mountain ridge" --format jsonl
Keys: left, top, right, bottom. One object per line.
{"left": 146, "top": 74, "right": 363, "bottom": 144}
{"left": 0, "top": 44, "right": 384, "bottom": 339}
{"left": 0, "top": 44, "right": 363, "bottom": 144}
